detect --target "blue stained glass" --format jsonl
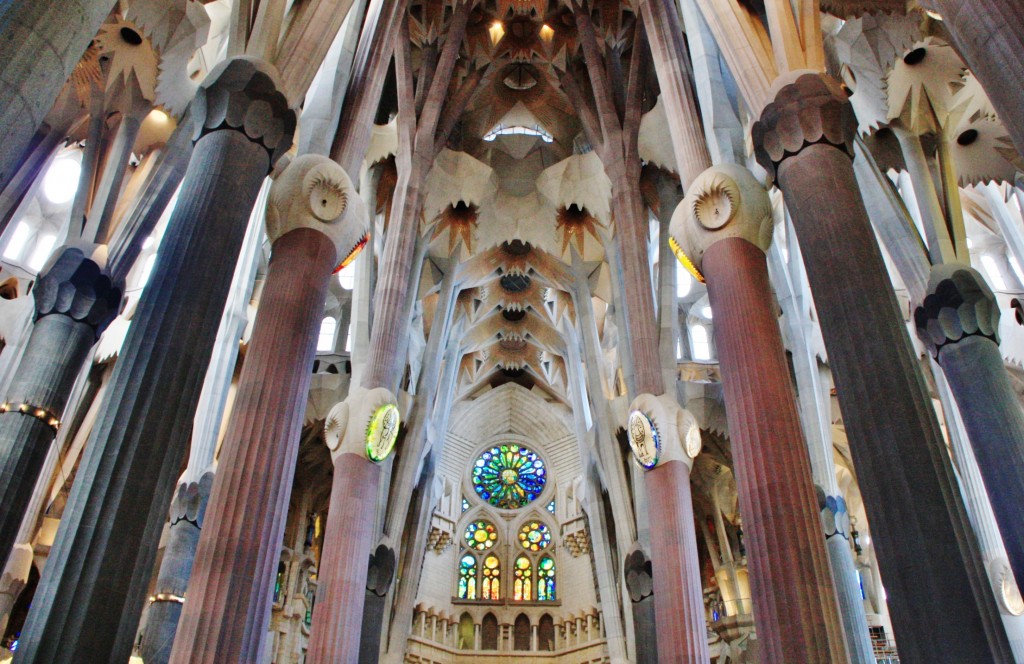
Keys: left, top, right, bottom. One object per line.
{"left": 472, "top": 444, "right": 547, "bottom": 509}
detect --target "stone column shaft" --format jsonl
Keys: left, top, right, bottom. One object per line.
{"left": 754, "top": 72, "right": 1011, "bottom": 662}
{"left": 0, "top": 0, "right": 116, "bottom": 203}
{"left": 645, "top": 461, "right": 708, "bottom": 663}
{"left": 927, "top": 0, "right": 1024, "bottom": 157}
{"left": 703, "top": 237, "right": 847, "bottom": 663}
{"left": 170, "top": 228, "right": 336, "bottom": 663}
{"left": 15, "top": 58, "right": 294, "bottom": 664}
{"left": 308, "top": 452, "right": 381, "bottom": 663}
{"left": 0, "top": 246, "right": 119, "bottom": 568}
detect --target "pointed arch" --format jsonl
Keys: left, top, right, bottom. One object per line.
{"left": 482, "top": 553, "right": 501, "bottom": 600}
{"left": 513, "top": 554, "right": 533, "bottom": 601}
{"left": 458, "top": 553, "right": 477, "bottom": 599}
{"left": 481, "top": 612, "right": 499, "bottom": 650}
{"left": 458, "top": 612, "right": 475, "bottom": 650}
{"left": 539, "top": 613, "right": 555, "bottom": 651}
{"left": 537, "top": 554, "right": 556, "bottom": 601}
{"left": 514, "top": 613, "right": 531, "bottom": 650}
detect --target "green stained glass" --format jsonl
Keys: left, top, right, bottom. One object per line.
{"left": 464, "top": 520, "right": 498, "bottom": 551}
{"left": 518, "top": 521, "right": 551, "bottom": 551}
{"left": 459, "top": 554, "right": 477, "bottom": 599}
{"left": 514, "top": 555, "right": 533, "bottom": 601}
{"left": 472, "top": 444, "right": 546, "bottom": 509}
{"left": 537, "top": 555, "right": 555, "bottom": 601}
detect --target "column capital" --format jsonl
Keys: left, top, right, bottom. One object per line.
{"left": 626, "top": 393, "right": 701, "bottom": 471}
{"left": 266, "top": 154, "right": 369, "bottom": 270}
{"left": 816, "top": 486, "right": 852, "bottom": 542}
{"left": 33, "top": 243, "right": 122, "bottom": 338}
{"left": 193, "top": 56, "right": 296, "bottom": 169}
{"left": 914, "top": 263, "right": 1000, "bottom": 359}
{"left": 324, "top": 386, "right": 401, "bottom": 463}
{"left": 670, "top": 164, "right": 773, "bottom": 274}
{"left": 752, "top": 71, "right": 857, "bottom": 182}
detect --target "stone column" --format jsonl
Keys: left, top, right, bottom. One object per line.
{"left": 0, "top": 244, "right": 120, "bottom": 565}
{"left": 670, "top": 163, "right": 848, "bottom": 662}
{"left": 307, "top": 387, "right": 401, "bottom": 663}
{"left": 169, "top": 155, "right": 367, "bottom": 663}
{"left": 626, "top": 394, "right": 709, "bottom": 663}
{"left": 0, "top": 0, "right": 116, "bottom": 201}
{"left": 752, "top": 71, "right": 1012, "bottom": 662}
{"left": 915, "top": 264, "right": 1024, "bottom": 590}
{"left": 15, "top": 57, "right": 295, "bottom": 664}
{"left": 926, "top": 0, "right": 1024, "bottom": 156}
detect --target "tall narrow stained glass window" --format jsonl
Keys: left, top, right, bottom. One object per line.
{"left": 537, "top": 555, "right": 556, "bottom": 601}
{"left": 482, "top": 555, "right": 501, "bottom": 600}
{"left": 513, "top": 555, "right": 533, "bottom": 601}
{"left": 472, "top": 444, "right": 546, "bottom": 509}
{"left": 459, "top": 554, "right": 477, "bottom": 599}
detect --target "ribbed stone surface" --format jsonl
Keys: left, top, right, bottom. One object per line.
{"left": 0, "top": 246, "right": 120, "bottom": 566}
{"left": 0, "top": 1, "right": 115, "bottom": 197}
{"left": 16, "top": 59, "right": 294, "bottom": 658}
{"left": 703, "top": 237, "right": 847, "bottom": 663}
{"left": 756, "top": 74, "right": 1012, "bottom": 659}
{"left": 645, "top": 461, "right": 708, "bottom": 664}
{"left": 928, "top": 0, "right": 1024, "bottom": 156}
{"left": 308, "top": 453, "right": 381, "bottom": 663}
{"left": 139, "top": 473, "right": 214, "bottom": 664}
{"left": 623, "top": 549, "right": 658, "bottom": 664}
{"left": 170, "top": 228, "right": 335, "bottom": 663}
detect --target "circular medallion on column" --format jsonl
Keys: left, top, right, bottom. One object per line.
{"left": 627, "top": 410, "right": 660, "bottom": 469}
{"left": 365, "top": 403, "right": 400, "bottom": 462}
{"left": 684, "top": 422, "right": 702, "bottom": 459}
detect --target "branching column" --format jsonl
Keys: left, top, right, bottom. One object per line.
{"left": 0, "top": 0, "right": 115, "bottom": 202}
{"left": 671, "top": 164, "right": 847, "bottom": 662}
{"left": 753, "top": 72, "right": 1012, "bottom": 663}
{"left": 308, "top": 387, "right": 400, "bottom": 663}
{"left": 626, "top": 395, "right": 709, "bottom": 663}
{"left": 915, "top": 264, "right": 1024, "bottom": 591}
{"left": 170, "top": 155, "right": 366, "bottom": 663}
{"left": 15, "top": 57, "right": 295, "bottom": 664}
{"left": 926, "top": 0, "right": 1024, "bottom": 156}
{"left": 0, "top": 245, "right": 120, "bottom": 566}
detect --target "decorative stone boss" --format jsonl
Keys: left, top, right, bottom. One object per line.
{"left": 626, "top": 393, "right": 702, "bottom": 471}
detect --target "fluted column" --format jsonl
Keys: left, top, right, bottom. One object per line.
{"left": 0, "top": 244, "right": 120, "bottom": 566}
{"left": 0, "top": 0, "right": 116, "bottom": 203}
{"left": 15, "top": 57, "right": 295, "bottom": 664}
{"left": 752, "top": 71, "right": 1012, "bottom": 662}
{"left": 671, "top": 164, "right": 847, "bottom": 662}
{"left": 139, "top": 473, "right": 214, "bottom": 664}
{"left": 626, "top": 394, "right": 708, "bottom": 663}
{"left": 308, "top": 388, "right": 401, "bottom": 663}
{"left": 915, "top": 264, "right": 1024, "bottom": 591}
{"left": 169, "top": 155, "right": 367, "bottom": 663}
{"left": 926, "top": 0, "right": 1024, "bottom": 156}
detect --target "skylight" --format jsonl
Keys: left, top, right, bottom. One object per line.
{"left": 483, "top": 124, "right": 554, "bottom": 143}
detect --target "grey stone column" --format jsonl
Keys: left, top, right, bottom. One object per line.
{"left": 753, "top": 71, "right": 1013, "bottom": 663}
{"left": 915, "top": 264, "right": 1024, "bottom": 592}
{"left": 15, "top": 57, "right": 294, "bottom": 664}
{"left": 0, "top": 245, "right": 120, "bottom": 567}
{"left": 138, "top": 473, "right": 214, "bottom": 664}
{"left": 926, "top": 0, "right": 1024, "bottom": 157}
{"left": 0, "top": 0, "right": 116, "bottom": 204}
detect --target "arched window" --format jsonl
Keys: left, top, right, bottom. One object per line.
{"left": 514, "top": 613, "right": 532, "bottom": 650}
{"left": 458, "top": 612, "right": 474, "bottom": 650}
{"left": 513, "top": 555, "right": 533, "bottom": 601}
{"left": 458, "top": 554, "right": 477, "bottom": 599}
{"left": 537, "top": 555, "right": 556, "bottom": 601}
{"left": 539, "top": 614, "right": 555, "bottom": 651}
{"left": 676, "top": 261, "right": 693, "bottom": 297}
{"left": 691, "top": 324, "right": 711, "bottom": 361}
{"left": 481, "top": 554, "right": 501, "bottom": 600}
{"left": 317, "top": 317, "right": 337, "bottom": 352}
{"left": 481, "top": 613, "right": 499, "bottom": 650}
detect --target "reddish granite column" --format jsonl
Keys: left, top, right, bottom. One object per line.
{"left": 927, "top": 0, "right": 1024, "bottom": 156}
{"left": 627, "top": 394, "right": 708, "bottom": 663}
{"left": 170, "top": 155, "right": 367, "bottom": 663}
{"left": 753, "top": 72, "right": 1012, "bottom": 662}
{"left": 672, "top": 164, "right": 847, "bottom": 662}
{"left": 307, "top": 385, "right": 400, "bottom": 663}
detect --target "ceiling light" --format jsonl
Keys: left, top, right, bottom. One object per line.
{"left": 489, "top": 21, "right": 505, "bottom": 46}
